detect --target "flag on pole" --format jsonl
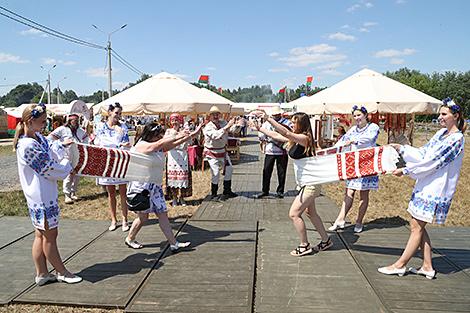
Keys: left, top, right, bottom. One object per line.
{"left": 306, "top": 76, "right": 313, "bottom": 87}
{"left": 198, "top": 75, "right": 209, "bottom": 84}
{"left": 279, "top": 87, "right": 286, "bottom": 94}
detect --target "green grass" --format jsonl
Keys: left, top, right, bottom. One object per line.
{"left": 0, "top": 189, "right": 28, "bottom": 216}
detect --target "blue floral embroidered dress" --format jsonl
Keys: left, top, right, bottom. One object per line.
{"left": 94, "top": 121, "right": 130, "bottom": 185}
{"left": 127, "top": 142, "right": 167, "bottom": 214}
{"left": 335, "top": 123, "right": 380, "bottom": 190}
{"left": 16, "top": 133, "right": 71, "bottom": 230}
{"left": 400, "top": 128, "right": 464, "bottom": 224}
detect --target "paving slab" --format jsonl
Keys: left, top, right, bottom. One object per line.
{"left": 339, "top": 226, "right": 470, "bottom": 312}
{"left": 16, "top": 219, "right": 184, "bottom": 308}
{"left": 126, "top": 220, "right": 257, "bottom": 313}
{"left": 255, "top": 220, "right": 387, "bottom": 313}
{"left": 0, "top": 218, "right": 108, "bottom": 305}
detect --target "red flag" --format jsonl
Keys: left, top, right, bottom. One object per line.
{"left": 198, "top": 75, "right": 209, "bottom": 84}
{"left": 279, "top": 87, "right": 286, "bottom": 94}
{"left": 306, "top": 76, "right": 313, "bottom": 87}
{"left": 217, "top": 87, "right": 222, "bottom": 93}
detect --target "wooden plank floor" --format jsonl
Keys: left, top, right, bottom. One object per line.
{"left": 0, "top": 219, "right": 108, "bottom": 305}
{"left": 0, "top": 216, "right": 33, "bottom": 249}
{"left": 126, "top": 221, "right": 257, "bottom": 313}
{"left": 16, "top": 219, "right": 184, "bottom": 308}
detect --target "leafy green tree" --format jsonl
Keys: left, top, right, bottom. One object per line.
{"left": 0, "top": 83, "right": 44, "bottom": 107}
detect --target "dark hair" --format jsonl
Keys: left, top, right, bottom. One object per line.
{"left": 440, "top": 98, "right": 467, "bottom": 132}
{"left": 289, "top": 112, "right": 316, "bottom": 156}
{"left": 133, "top": 121, "right": 165, "bottom": 145}
{"left": 108, "top": 102, "right": 122, "bottom": 112}
{"left": 352, "top": 105, "right": 369, "bottom": 122}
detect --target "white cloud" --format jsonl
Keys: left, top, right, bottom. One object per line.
{"left": 328, "top": 32, "right": 356, "bottom": 42}
{"left": 174, "top": 73, "right": 189, "bottom": 79}
{"left": 246, "top": 75, "right": 256, "bottom": 80}
{"left": 396, "top": 0, "right": 406, "bottom": 4}
{"left": 42, "top": 58, "right": 76, "bottom": 66}
{"left": 279, "top": 44, "right": 346, "bottom": 67}
{"left": 20, "top": 28, "right": 48, "bottom": 37}
{"left": 207, "top": 67, "right": 216, "bottom": 71}
{"left": 316, "top": 61, "right": 343, "bottom": 70}
{"left": 374, "top": 48, "right": 416, "bottom": 58}
{"left": 0, "top": 52, "right": 29, "bottom": 64}
{"left": 341, "top": 24, "right": 350, "bottom": 29}
{"left": 359, "top": 27, "right": 369, "bottom": 33}
{"left": 347, "top": 4, "right": 361, "bottom": 12}
{"left": 268, "top": 68, "right": 289, "bottom": 73}
{"left": 84, "top": 67, "right": 108, "bottom": 78}
{"left": 363, "top": 22, "right": 378, "bottom": 27}
{"left": 321, "top": 69, "right": 343, "bottom": 76}
{"left": 268, "top": 52, "right": 280, "bottom": 57}
{"left": 112, "top": 81, "right": 127, "bottom": 89}
{"left": 390, "top": 58, "right": 405, "bottom": 64}
{"left": 364, "top": 2, "right": 373, "bottom": 8}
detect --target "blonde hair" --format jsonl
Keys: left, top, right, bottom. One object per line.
{"left": 288, "top": 112, "right": 316, "bottom": 156}
{"left": 13, "top": 104, "right": 47, "bottom": 151}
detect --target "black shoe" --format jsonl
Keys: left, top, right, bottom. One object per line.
{"left": 255, "top": 192, "right": 269, "bottom": 199}
{"left": 275, "top": 192, "right": 284, "bottom": 199}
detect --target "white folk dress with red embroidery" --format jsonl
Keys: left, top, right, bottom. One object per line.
{"left": 164, "top": 128, "right": 189, "bottom": 188}
{"left": 334, "top": 123, "right": 380, "bottom": 190}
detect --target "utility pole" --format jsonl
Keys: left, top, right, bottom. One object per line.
{"left": 41, "top": 64, "right": 56, "bottom": 104}
{"left": 92, "top": 24, "right": 127, "bottom": 98}
{"left": 57, "top": 77, "right": 67, "bottom": 104}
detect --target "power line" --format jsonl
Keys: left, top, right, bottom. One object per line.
{"left": 0, "top": 6, "right": 106, "bottom": 50}
{"left": 111, "top": 49, "right": 144, "bottom": 76}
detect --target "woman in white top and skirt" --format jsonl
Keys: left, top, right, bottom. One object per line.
{"left": 13, "top": 103, "right": 82, "bottom": 285}
{"left": 329, "top": 105, "right": 380, "bottom": 233}
{"left": 378, "top": 98, "right": 465, "bottom": 279}
{"left": 94, "top": 103, "right": 131, "bottom": 232}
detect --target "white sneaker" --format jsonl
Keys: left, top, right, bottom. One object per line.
{"left": 35, "top": 273, "right": 57, "bottom": 286}
{"left": 170, "top": 241, "right": 190, "bottom": 252}
{"left": 354, "top": 224, "right": 363, "bottom": 233}
{"left": 70, "top": 193, "right": 79, "bottom": 201}
{"left": 377, "top": 266, "right": 406, "bottom": 277}
{"left": 108, "top": 223, "right": 117, "bottom": 231}
{"left": 409, "top": 267, "right": 436, "bottom": 279}
{"left": 121, "top": 222, "right": 130, "bottom": 232}
{"left": 328, "top": 221, "right": 345, "bottom": 231}
{"left": 125, "top": 238, "right": 143, "bottom": 249}
{"left": 57, "top": 273, "right": 82, "bottom": 284}
{"left": 179, "top": 199, "right": 187, "bottom": 207}
{"left": 64, "top": 195, "right": 74, "bottom": 204}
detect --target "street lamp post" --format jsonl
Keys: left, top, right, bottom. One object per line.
{"left": 57, "top": 77, "right": 67, "bottom": 104}
{"left": 41, "top": 64, "right": 56, "bottom": 104}
{"left": 92, "top": 24, "right": 127, "bottom": 98}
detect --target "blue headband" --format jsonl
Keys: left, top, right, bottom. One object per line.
{"left": 352, "top": 105, "right": 368, "bottom": 114}
{"left": 442, "top": 97, "right": 460, "bottom": 113}
{"left": 31, "top": 103, "right": 46, "bottom": 118}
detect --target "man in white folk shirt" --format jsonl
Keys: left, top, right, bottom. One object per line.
{"left": 49, "top": 113, "right": 89, "bottom": 204}
{"left": 203, "top": 106, "right": 238, "bottom": 201}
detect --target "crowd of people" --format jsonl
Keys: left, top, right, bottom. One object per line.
{"left": 12, "top": 97, "right": 465, "bottom": 286}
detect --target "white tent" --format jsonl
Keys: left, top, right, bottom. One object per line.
{"left": 93, "top": 72, "right": 232, "bottom": 115}
{"left": 47, "top": 100, "right": 91, "bottom": 120}
{"left": 293, "top": 68, "right": 441, "bottom": 115}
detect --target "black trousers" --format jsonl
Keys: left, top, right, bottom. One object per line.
{"left": 262, "top": 154, "right": 288, "bottom": 194}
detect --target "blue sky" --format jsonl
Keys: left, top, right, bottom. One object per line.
{"left": 1, "top": 0, "right": 469, "bottom": 98}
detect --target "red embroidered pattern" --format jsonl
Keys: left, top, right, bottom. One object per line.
{"left": 81, "top": 145, "right": 108, "bottom": 176}
{"left": 358, "top": 149, "right": 375, "bottom": 176}
{"left": 345, "top": 152, "right": 356, "bottom": 179}
{"left": 336, "top": 154, "right": 343, "bottom": 180}
{"left": 105, "top": 149, "right": 115, "bottom": 177}
{"left": 75, "top": 144, "right": 86, "bottom": 172}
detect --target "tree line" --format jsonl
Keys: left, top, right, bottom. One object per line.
{"left": 1, "top": 68, "right": 469, "bottom": 118}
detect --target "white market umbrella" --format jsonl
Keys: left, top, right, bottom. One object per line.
{"left": 293, "top": 68, "right": 441, "bottom": 115}
{"left": 94, "top": 72, "right": 232, "bottom": 115}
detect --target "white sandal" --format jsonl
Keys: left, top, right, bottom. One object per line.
{"left": 125, "top": 238, "right": 143, "bottom": 249}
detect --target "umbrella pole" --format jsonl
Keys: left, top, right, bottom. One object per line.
{"left": 409, "top": 113, "right": 415, "bottom": 146}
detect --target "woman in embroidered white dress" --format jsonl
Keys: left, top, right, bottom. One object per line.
{"left": 94, "top": 103, "right": 130, "bottom": 232}
{"left": 329, "top": 106, "right": 380, "bottom": 233}
{"left": 13, "top": 104, "right": 82, "bottom": 286}
{"left": 164, "top": 113, "right": 192, "bottom": 207}
{"left": 378, "top": 98, "right": 465, "bottom": 279}
{"left": 124, "top": 121, "right": 203, "bottom": 250}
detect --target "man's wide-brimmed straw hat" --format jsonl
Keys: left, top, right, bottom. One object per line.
{"left": 209, "top": 105, "right": 221, "bottom": 114}
{"left": 268, "top": 105, "right": 283, "bottom": 116}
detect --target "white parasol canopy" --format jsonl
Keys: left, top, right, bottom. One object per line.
{"left": 93, "top": 72, "right": 232, "bottom": 115}
{"left": 293, "top": 68, "right": 441, "bottom": 115}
